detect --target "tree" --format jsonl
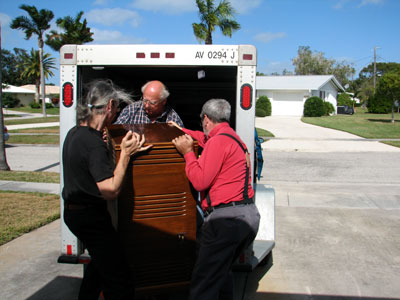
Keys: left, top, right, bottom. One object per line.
{"left": 292, "top": 46, "right": 355, "bottom": 87}
{"left": 192, "top": 0, "right": 240, "bottom": 44}
{"left": 18, "top": 48, "right": 56, "bottom": 104}
{"left": 45, "top": 11, "right": 94, "bottom": 51}
{"left": 376, "top": 71, "right": 400, "bottom": 123}
{"left": 351, "top": 62, "right": 400, "bottom": 103}
{"left": 11, "top": 5, "right": 54, "bottom": 117}
{"left": 0, "top": 48, "right": 32, "bottom": 86}
{"left": 0, "top": 25, "right": 10, "bottom": 170}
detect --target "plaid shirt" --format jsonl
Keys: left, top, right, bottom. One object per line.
{"left": 114, "top": 100, "right": 184, "bottom": 127}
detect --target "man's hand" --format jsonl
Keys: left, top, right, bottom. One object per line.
{"left": 121, "top": 131, "right": 152, "bottom": 157}
{"left": 172, "top": 134, "right": 194, "bottom": 155}
{"left": 168, "top": 121, "right": 182, "bottom": 131}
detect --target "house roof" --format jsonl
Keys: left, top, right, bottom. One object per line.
{"left": 21, "top": 84, "right": 60, "bottom": 94}
{"left": 2, "top": 84, "right": 35, "bottom": 94}
{"left": 256, "top": 75, "right": 345, "bottom": 92}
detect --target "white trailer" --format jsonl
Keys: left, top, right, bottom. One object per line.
{"left": 58, "top": 44, "right": 275, "bottom": 273}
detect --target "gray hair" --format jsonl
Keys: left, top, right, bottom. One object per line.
{"left": 77, "top": 79, "right": 133, "bottom": 124}
{"left": 141, "top": 81, "right": 170, "bottom": 100}
{"left": 200, "top": 99, "right": 231, "bottom": 123}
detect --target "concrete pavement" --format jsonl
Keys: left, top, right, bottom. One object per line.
{"left": 5, "top": 109, "right": 59, "bottom": 130}
{"left": 256, "top": 115, "right": 400, "bottom": 152}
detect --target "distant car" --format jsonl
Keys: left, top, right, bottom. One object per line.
{"left": 3, "top": 126, "right": 9, "bottom": 142}
{"left": 337, "top": 105, "right": 354, "bottom": 115}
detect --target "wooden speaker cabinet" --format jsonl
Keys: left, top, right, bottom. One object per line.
{"left": 107, "top": 123, "right": 198, "bottom": 295}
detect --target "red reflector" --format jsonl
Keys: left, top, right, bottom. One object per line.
{"left": 136, "top": 53, "right": 145, "bottom": 58}
{"left": 64, "top": 53, "right": 73, "bottom": 59}
{"left": 62, "top": 82, "right": 73, "bottom": 107}
{"left": 243, "top": 54, "right": 253, "bottom": 60}
{"left": 165, "top": 53, "right": 175, "bottom": 58}
{"left": 241, "top": 84, "right": 252, "bottom": 110}
{"left": 151, "top": 52, "right": 160, "bottom": 58}
{"left": 239, "top": 253, "right": 246, "bottom": 263}
{"left": 67, "top": 245, "right": 72, "bottom": 255}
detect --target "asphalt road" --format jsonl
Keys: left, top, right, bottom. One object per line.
{"left": 1, "top": 116, "right": 400, "bottom": 300}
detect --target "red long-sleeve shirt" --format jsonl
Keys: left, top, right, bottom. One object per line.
{"left": 182, "top": 123, "right": 254, "bottom": 211}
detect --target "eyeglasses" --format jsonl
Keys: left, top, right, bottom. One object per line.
{"left": 141, "top": 97, "right": 163, "bottom": 106}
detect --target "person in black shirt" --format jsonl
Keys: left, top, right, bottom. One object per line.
{"left": 62, "top": 79, "right": 152, "bottom": 300}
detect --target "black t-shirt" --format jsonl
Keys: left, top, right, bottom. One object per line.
{"left": 62, "top": 126, "right": 114, "bottom": 206}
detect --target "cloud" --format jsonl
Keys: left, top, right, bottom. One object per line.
{"left": 359, "top": 0, "right": 384, "bottom": 6}
{"left": 86, "top": 8, "right": 141, "bottom": 27}
{"left": 254, "top": 32, "right": 287, "bottom": 43}
{"left": 229, "top": 0, "right": 262, "bottom": 14}
{"left": 0, "top": 13, "right": 12, "bottom": 26}
{"left": 131, "top": 0, "right": 196, "bottom": 14}
{"left": 93, "top": 0, "right": 111, "bottom": 5}
{"left": 334, "top": 0, "right": 384, "bottom": 9}
{"left": 91, "top": 28, "right": 146, "bottom": 43}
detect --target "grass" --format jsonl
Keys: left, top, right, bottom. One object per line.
{"left": 0, "top": 170, "right": 59, "bottom": 183}
{"left": 9, "top": 126, "right": 59, "bottom": 133}
{"left": 302, "top": 107, "right": 400, "bottom": 139}
{"left": 4, "top": 116, "right": 59, "bottom": 126}
{"left": 256, "top": 127, "right": 274, "bottom": 138}
{"left": 7, "top": 134, "right": 59, "bottom": 144}
{"left": 0, "top": 191, "right": 60, "bottom": 246}
{"left": 5, "top": 107, "right": 59, "bottom": 115}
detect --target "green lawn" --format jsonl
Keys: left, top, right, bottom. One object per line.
{"left": 4, "top": 116, "right": 59, "bottom": 126}
{"left": 0, "top": 170, "right": 59, "bottom": 183}
{"left": 9, "top": 126, "right": 59, "bottom": 133}
{"left": 5, "top": 107, "right": 59, "bottom": 115}
{"left": 0, "top": 191, "right": 60, "bottom": 246}
{"left": 256, "top": 127, "right": 274, "bottom": 138}
{"left": 7, "top": 134, "right": 59, "bottom": 144}
{"left": 302, "top": 107, "right": 400, "bottom": 139}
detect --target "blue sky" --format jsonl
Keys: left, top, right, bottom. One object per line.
{"left": 0, "top": 0, "right": 399, "bottom": 85}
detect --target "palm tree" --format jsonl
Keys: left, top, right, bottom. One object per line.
{"left": 18, "top": 48, "right": 56, "bottom": 104}
{"left": 11, "top": 5, "right": 54, "bottom": 117}
{"left": 192, "top": 0, "right": 240, "bottom": 44}
{"left": 45, "top": 11, "right": 94, "bottom": 51}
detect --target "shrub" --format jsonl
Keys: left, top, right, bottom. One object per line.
{"left": 256, "top": 108, "right": 267, "bottom": 117}
{"left": 30, "top": 102, "right": 41, "bottom": 109}
{"left": 337, "top": 93, "right": 354, "bottom": 107}
{"left": 45, "top": 103, "right": 54, "bottom": 109}
{"left": 324, "top": 102, "right": 335, "bottom": 116}
{"left": 367, "top": 94, "right": 391, "bottom": 113}
{"left": 303, "top": 96, "right": 326, "bottom": 117}
{"left": 256, "top": 96, "right": 271, "bottom": 116}
{"left": 2, "top": 94, "right": 20, "bottom": 108}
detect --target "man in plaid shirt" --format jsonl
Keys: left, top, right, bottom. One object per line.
{"left": 114, "top": 80, "right": 184, "bottom": 127}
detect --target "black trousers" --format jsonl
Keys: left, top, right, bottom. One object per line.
{"left": 64, "top": 206, "right": 134, "bottom": 300}
{"left": 190, "top": 204, "right": 260, "bottom": 300}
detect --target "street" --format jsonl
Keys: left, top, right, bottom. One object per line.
{"left": 1, "top": 115, "right": 400, "bottom": 299}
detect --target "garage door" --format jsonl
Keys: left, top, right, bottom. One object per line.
{"left": 272, "top": 92, "right": 304, "bottom": 116}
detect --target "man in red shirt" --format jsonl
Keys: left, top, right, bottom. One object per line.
{"left": 171, "top": 99, "right": 260, "bottom": 300}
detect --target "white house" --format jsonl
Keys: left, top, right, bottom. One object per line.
{"left": 2, "top": 85, "right": 35, "bottom": 107}
{"left": 256, "top": 75, "right": 345, "bottom": 116}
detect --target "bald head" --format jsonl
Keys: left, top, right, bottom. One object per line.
{"left": 141, "top": 80, "right": 170, "bottom": 101}
{"left": 141, "top": 80, "right": 170, "bottom": 121}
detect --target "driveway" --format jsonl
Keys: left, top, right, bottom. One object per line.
{"left": 256, "top": 116, "right": 400, "bottom": 152}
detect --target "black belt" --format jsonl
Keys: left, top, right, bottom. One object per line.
{"left": 204, "top": 198, "right": 253, "bottom": 217}
{"left": 64, "top": 203, "right": 94, "bottom": 210}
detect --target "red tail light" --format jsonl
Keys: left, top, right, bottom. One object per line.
{"left": 240, "top": 84, "right": 252, "bottom": 110}
{"left": 62, "top": 82, "right": 73, "bottom": 107}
